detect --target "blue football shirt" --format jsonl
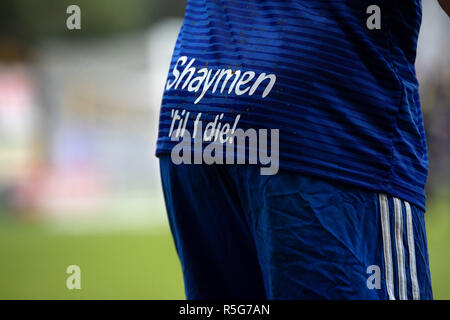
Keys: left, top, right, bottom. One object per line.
{"left": 156, "top": 0, "right": 427, "bottom": 210}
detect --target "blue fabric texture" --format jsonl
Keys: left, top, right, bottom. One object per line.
{"left": 156, "top": 0, "right": 427, "bottom": 211}
{"left": 159, "top": 156, "right": 433, "bottom": 300}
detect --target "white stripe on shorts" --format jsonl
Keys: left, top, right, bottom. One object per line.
{"left": 405, "top": 201, "right": 421, "bottom": 300}
{"left": 379, "top": 194, "right": 395, "bottom": 300}
{"left": 394, "top": 197, "right": 407, "bottom": 300}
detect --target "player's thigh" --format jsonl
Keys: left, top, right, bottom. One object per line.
{"left": 159, "top": 156, "right": 266, "bottom": 299}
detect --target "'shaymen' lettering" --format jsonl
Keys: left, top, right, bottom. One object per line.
{"left": 166, "top": 56, "right": 277, "bottom": 104}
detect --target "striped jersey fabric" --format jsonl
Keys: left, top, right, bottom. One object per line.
{"left": 155, "top": 0, "right": 428, "bottom": 210}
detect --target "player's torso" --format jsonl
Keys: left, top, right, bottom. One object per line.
{"left": 157, "top": 0, "right": 427, "bottom": 210}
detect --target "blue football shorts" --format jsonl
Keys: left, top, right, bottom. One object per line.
{"left": 159, "top": 155, "right": 433, "bottom": 300}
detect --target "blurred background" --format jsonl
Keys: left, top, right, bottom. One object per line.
{"left": 0, "top": 0, "right": 448, "bottom": 299}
